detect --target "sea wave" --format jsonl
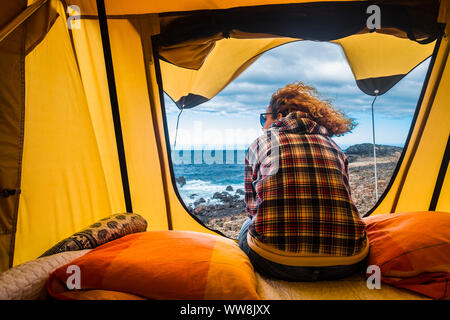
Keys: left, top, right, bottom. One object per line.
{"left": 176, "top": 179, "right": 244, "bottom": 206}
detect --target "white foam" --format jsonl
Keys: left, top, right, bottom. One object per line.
{"left": 176, "top": 180, "right": 244, "bottom": 206}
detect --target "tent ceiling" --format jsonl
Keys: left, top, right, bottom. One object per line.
{"left": 160, "top": 37, "right": 297, "bottom": 108}
{"left": 157, "top": 1, "right": 440, "bottom": 71}
{"left": 41, "top": 0, "right": 370, "bottom": 16}
{"left": 157, "top": 0, "right": 440, "bottom": 108}
{"left": 333, "top": 33, "right": 435, "bottom": 96}
{"left": 0, "top": 1, "right": 26, "bottom": 32}
{"left": 34, "top": 0, "right": 440, "bottom": 16}
{"left": 158, "top": 1, "right": 441, "bottom": 47}
{"left": 160, "top": 33, "right": 435, "bottom": 109}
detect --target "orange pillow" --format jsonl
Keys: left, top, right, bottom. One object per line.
{"left": 47, "top": 231, "right": 259, "bottom": 300}
{"left": 364, "top": 211, "right": 450, "bottom": 299}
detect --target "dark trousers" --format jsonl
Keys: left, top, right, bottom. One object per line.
{"left": 238, "top": 219, "right": 366, "bottom": 282}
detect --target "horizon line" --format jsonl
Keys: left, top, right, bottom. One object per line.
{"left": 171, "top": 142, "right": 405, "bottom": 150}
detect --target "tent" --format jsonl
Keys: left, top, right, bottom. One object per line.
{"left": 0, "top": 0, "right": 449, "bottom": 272}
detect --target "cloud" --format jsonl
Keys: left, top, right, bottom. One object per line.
{"left": 236, "top": 41, "right": 354, "bottom": 86}
{"left": 164, "top": 40, "right": 430, "bottom": 122}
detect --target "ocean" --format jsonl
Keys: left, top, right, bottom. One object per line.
{"left": 172, "top": 150, "right": 247, "bottom": 206}
{"left": 170, "top": 144, "right": 368, "bottom": 206}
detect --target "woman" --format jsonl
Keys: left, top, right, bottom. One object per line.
{"left": 239, "top": 82, "right": 368, "bottom": 281}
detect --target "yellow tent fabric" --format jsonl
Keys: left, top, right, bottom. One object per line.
{"left": 0, "top": 0, "right": 448, "bottom": 272}
{"left": 376, "top": 34, "right": 450, "bottom": 214}
{"left": 15, "top": 12, "right": 116, "bottom": 266}
{"left": 161, "top": 37, "right": 296, "bottom": 108}
{"left": 160, "top": 33, "right": 435, "bottom": 109}
{"left": 333, "top": 33, "right": 435, "bottom": 95}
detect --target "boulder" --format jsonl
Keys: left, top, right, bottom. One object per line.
{"left": 175, "top": 176, "right": 186, "bottom": 187}
{"left": 194, "top": 206, "right": 204, "bottom": 215}
{"left": 212, "top": 191, "right": 232, "bottom": 202}
{"left": 193, "top": 197, "right": 206, "bottom": 207}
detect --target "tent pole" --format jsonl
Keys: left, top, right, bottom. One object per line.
{"left": 96, "top": 0, "right": 133, "bottom": 213}
{"left": 371, "top": 91, "right": 379, "bottom": 200}
{"left": 173, "top": 108, "right": 183, "bottom": 150}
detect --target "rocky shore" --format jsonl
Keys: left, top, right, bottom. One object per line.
{"left": 186, "top": 186, "right": 247, "bottom": 224}
{"left": 182, "top": 143, "right": 402, "bottom": 239}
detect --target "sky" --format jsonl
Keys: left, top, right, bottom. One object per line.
{"left": 163, "top": 40, "right": 430, "bottom": 150}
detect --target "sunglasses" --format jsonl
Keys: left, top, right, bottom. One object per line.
{"left": 260, "top": 112, "right": 277, "bottom": 127}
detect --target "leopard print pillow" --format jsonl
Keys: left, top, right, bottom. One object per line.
{"left": 40, "top": 213, "right": 147, "bottom": 257}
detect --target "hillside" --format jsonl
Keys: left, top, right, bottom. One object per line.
{"left": 344, "top": 143, "right": 402, "bottom": 162}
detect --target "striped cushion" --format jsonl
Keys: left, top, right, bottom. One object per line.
{"left": 40, "top": 213, "right": 147, "bottom": 257}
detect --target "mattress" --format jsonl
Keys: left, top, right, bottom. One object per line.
{"left": 47, "top": 271, "right": 431, "bottom": 300}
{"left": 0, "top": 250, "right": 430, "bottom": 300}
{"left": 255, "top": 272, "right": 430, "bottom": 300}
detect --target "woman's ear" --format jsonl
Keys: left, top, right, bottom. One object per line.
{"left": 277, "top": 113, "right": 283, "bottom": 120}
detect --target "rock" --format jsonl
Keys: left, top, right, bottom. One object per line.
{"left": 346, "top": 154, "right": 359, "bottom": 163}
{"left": 193, "top": 197, "right": 206, "bottom": 207}
{"left": 212, "top": 191, "right": 232, "bottom": 202}
{"left": 189, "top": 193, "right": 198, "bottom": 199}
{"left": 226, "top": 185, "right": 233, "bottom": 191}
{"left": 194, "top": 206, "right": 204, "bottom": 215}
{"left": 235, "top": 189, "right": 245, "bottom": 195}
{"left": 175, "top": 176, "right": 186, "bottom": 187}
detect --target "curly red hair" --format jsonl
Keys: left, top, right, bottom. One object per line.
{"left": 269, "top": 82, "right": 356, "bottom": 136}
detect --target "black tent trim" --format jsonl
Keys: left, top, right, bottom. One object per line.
{"left": 354, "top": 54, "right": 436, "bottom": 97}
{"left": 175, "top": 93, "right": 209, "bottom": 109}
{"left": 429, "top": 134, "right": 450, "bottom": 211}
{"left": 144, "top": 31, "right": 174, "bottom": 230}
{"left": 158, "top": 1, "right": 442, "bottom": 47}
{"left": 356, "top": 74, "right": 405, "bottom": 96}
{"left": 151, "top": 35, "right": 229, "bottom": 238}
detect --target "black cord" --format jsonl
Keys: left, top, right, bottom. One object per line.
{"left": 173, "top": 108, "right": 183, "bottom": 149}
{"left": 371, "top": 91, "right": 379, "bottom": 199}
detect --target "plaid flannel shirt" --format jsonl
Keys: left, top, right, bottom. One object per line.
{"left": 245, "top": 111, "right": 366, "bottom": 256}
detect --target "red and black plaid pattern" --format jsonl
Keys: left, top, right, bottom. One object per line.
{"left": 245, "top": 111, "right": 366, "bottom": 256}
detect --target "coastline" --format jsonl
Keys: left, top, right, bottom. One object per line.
{"left": 176, "top": 143, "right": 402, "bottom": 238}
